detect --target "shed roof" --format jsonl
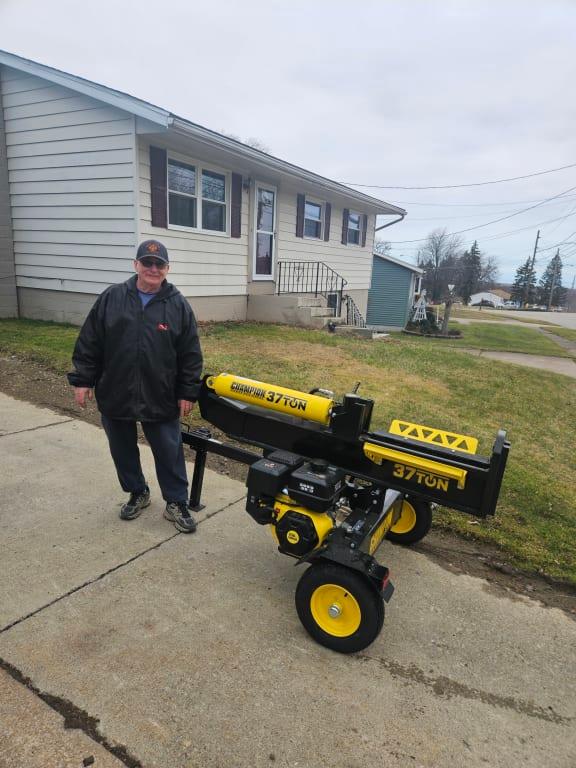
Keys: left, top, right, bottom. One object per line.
{"left": 0, "top": 49, "right": 406, "bottom": 217}
{"left": 373, "top": 252, "right": 423, "bottom": 274}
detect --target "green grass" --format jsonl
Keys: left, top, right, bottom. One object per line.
{"left": 451, "top": 306, "right": 559, "bottom": 326}
{"left": 1, "top": 318, "right": 576, "bottom": 586}
{"left": 402, "top": 321, "right": 571, "bottom": 356}
{"left": 543, "top": 326, "right": 576, "bottom": 344}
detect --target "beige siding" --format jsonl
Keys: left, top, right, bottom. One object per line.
{"left": 1, "top": 65, "right": 137, "bottom": 296}
{"left": 273, "top": 179, "right": 375, "bottom": 292}
{"left": 138, "top": 138, "right": 250, "bottom": 299}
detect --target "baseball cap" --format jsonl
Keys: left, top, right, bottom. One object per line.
{"left": 136, "top": 240, "right": 169, "bottom": 264}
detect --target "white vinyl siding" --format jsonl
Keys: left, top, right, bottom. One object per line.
{"left": 138, "top": 139, "right": 249, "bottom": 297}
{"left": 275, "top": 181, "right": 375, "bottom": 291}
{"left": 1, "top": 64, "right": 136, "bottom": 295}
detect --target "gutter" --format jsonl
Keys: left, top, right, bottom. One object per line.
{"left": 375, "top": 213, "right": 406, "bottom": 231}
{"left": 169, "top": 117, "right": 406, "bottom": 216}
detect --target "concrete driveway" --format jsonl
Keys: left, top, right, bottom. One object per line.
{"left": 1, "top": 393, "right": 575, "bottom": 768}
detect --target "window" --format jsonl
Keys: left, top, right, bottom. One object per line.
{"left": 168, "top": 158, "right": 227, "bottom": 233}
{"left": 304, "top": 200, "right": 323, "bottom": 239}
{"left": 347, "top": 212, "right": 361, "bottom": 245}
{"left": 168, "top": 160, "right": 196, "bottom": 228}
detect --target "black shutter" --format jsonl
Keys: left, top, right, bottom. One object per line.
{"left": 296, "top": 193, "right": 305, "bottom": 237}
{"left": 323, "top": 202, "right": 331, "bottom": 242}
{"left": 231, "top": 173, "right": 242, "bottom": 238}
{"left": 361, "top": 214, "right": 368, "bottom": 247}
{"left": 150, "top": 146, "right": 167, "bottom": 229}
{"left": 341, "top": 208, "right": 349, "bottom": 244}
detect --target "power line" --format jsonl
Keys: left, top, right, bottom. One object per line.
{"left": 344, "top": 161, "right": 576, "bottom": 190}
{"left": 387, "top": 193, "right": 576, "bottom": 208}
{"left": 388, "top": 184, "right": 576, "bottom": 244}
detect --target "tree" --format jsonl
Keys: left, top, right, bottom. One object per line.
{"left": 456, "top": 240, "right": 482, "bottom": 304}
{"left": 417, "top": 229, "right": 463, "bottom": 302}
{"left": 538, "top": 251, "right": 566, "bottom": 308}
{"left": 510, "top": 259, "right": 537, "bottom": 305}
{"left": 374, "top": 240, "right": 392, "bottom": 257}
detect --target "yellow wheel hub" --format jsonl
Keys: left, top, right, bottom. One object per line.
{"left": 390, "top": 501, "right": 417, "bottom": 535}
{"left": 310, "top": 583, "right": 361, "bottom": 637}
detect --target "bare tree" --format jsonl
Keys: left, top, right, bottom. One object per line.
{"left": 219, "top": 130, "right": 270, "bottom": 153}
{"left": 374, "top": 240, "right": 392, "bottom": 257}
{"left": 417, "top": 229, "right": 463, "bottom": 302}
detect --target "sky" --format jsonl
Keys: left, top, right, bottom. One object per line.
{"left": 1, "top": 0, "right": 575, "bottom": 287}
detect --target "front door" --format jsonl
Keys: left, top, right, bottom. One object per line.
{"left": 253, "top": 183, "right": 276, "bottom": 280}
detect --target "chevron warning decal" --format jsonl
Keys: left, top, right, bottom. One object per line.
{"left": 388, "top": 420, "right": 478, "bottom": 455}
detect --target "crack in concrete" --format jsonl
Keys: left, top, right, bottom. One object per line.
{"left": 0, "top": 418, "right": 74, "bottom": 438}
{"left": 0, "top": 534, "right": 181, "bottom": 636}
{"left": 0, "top": 656, "right": 143, "bottom": 767}
{"left": 357, "top": 654, "right": 571, "bottom": 725}
{"left": 0, "top": 495, "right": 245, "bottom": 637}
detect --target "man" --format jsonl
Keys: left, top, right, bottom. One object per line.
{"left": 68, "top": 240, "right": 203, "bottom": 533}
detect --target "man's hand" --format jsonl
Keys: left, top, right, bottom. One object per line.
{"left": 179, "top": 399, "right": 195, "bottom": 418}
{"left": 74, "top": 387, "right": 94, "bottom": 408}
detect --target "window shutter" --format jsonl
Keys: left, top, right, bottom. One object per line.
{"left": 361, "top": 214, "right": 368, "bottom": 247}
{"left": 149, "top": 146, "right": 167, "bottom": 228}
{"left": 231, "top": 173, "right": 242, "bottom": 238}
{"left": 341, "top": 208, "right": 349, "bottom": 244}
{"left": 323, "top": 203, "right": 331, "bottom": 242}
{"left": 296, "top": 193, "right": 305, "bottom": 237}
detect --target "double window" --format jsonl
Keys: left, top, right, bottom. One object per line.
{"left": 304, "top": 200, "right": 323, "bottom": 239}
{"left": 168, "top": 158, "right": 227, "bottom": 233}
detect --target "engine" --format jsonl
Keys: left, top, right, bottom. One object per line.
{"left": 245, "top": 450, "right": 346, "bottom": 557}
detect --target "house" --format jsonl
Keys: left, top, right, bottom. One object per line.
{"left": 469, "top": 291, "right": 505, "bottom": 308}
{"left": 0, "top": 50, "right": 406, "bottom": 327}
{"left": 366, "top": 253, "right": 422, "bottom": 330}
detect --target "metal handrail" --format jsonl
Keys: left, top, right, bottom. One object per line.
{"left": 277, "top": 260, "right": 347, "bottom": 315}
{"left": 343, "top": 294, "right": 366, "bottom": 328}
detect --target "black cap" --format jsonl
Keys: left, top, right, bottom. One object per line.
{"left": 136, "top": 240, "right": 169, "bottom": 263}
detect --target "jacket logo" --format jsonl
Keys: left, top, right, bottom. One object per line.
{"left": 157, "top": 323, "right": 169, "bottom": 331}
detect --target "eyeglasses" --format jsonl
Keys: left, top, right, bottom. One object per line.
{"left": 139, "top": 258, "right": 167, "bottom": 269}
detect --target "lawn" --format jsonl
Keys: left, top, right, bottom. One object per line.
{"left": 544, "top": 326, "right": 576, "bottom": 344}
{"left": 1, "top": 318, "right": 575, "bottom": 586}
{"left": 451, "top": 306, "right": 559, "bottom": 326}
{"left": 402, "top": 321, "right": 572, "bottom": 356}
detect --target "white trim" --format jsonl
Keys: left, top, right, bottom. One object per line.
{"left": 303, "top": 196, "right": 324, "bottom": 240}
{"left": 347, "top": 209, "right": 362, "bottom": 247}
{"left": 373, "top": 251, "right": 424, "bottom": 274}
{"left": 0, "top": 50, "right": 170, "bottom": 128}
{"left": 131, "top": 117, "right": 140, "bottom": 249}
{"left": 252, "top": 181, "right": 277, "bottom": 281}
{"left": 166, "top": 153, "right": 230, "bottom": 236}
{"left": 0, "top": 48, "right": 405, "bottom": 217}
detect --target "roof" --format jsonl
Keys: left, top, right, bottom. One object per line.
{"left": 0, "top": 49, "right": 405, "bottom": 217}
{"left": 372, "top": 251, "right": 423, "bottom": 274}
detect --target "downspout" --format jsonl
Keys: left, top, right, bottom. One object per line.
{"left": 375, "top": 213, "right": 406, "bottom": 231}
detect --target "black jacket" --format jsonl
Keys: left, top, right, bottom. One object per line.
{"left": 68, "top": 275, "right": 203, "bottom": 421}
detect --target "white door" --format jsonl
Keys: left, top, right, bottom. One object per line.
{"left": 253, "top": 183, "right": 277, "bottom": 280}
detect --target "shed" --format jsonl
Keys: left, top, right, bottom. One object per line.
{"left": 366, "top": 253, "right": 423, "bottom": 330}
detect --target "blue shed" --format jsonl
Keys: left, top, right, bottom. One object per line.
{"left": 366, "top": 253, "right": 423, "bottom": 330}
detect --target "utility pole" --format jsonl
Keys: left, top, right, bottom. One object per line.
{"left": 523, "top": 229, "right": 540, "bottom": 306}
{"left": 547, "top": 248, "right": 560, "bottom": 310}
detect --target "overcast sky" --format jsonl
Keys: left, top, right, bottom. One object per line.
{"left": 1, "top": 0, "right": 575, "bottom": 285}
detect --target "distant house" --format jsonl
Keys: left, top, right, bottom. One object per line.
{"left": 0, "top": 50, "right": 405, "bottom": 327}
{"left": 366, "top": 253, "right": 422, "bottom": 330}
{"left": 469, "top": 291, "right": 505, "bottom": 308}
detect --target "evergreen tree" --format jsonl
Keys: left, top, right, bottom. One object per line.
{"left": 457, "top": 240, "right": 482, "bottom": 304}
{"left": 510, "top": 258, "right": 537, "bottom": 305}
{"left": 538, "top": 252, "right": 566, "bottom": 308}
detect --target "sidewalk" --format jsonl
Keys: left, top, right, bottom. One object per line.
{"left": 1, "top": 393, "right": 575, "bottom": 768}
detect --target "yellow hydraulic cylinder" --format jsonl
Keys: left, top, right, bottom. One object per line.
{"left": 206, "top": 373, "right": 333, "bottom": 425}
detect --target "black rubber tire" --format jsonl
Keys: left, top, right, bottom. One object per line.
{"left": 385, "top": 498, "right": 432, "bottom": 546}
{"left": 295, "top": 562, "right": 384, "bottom": 653}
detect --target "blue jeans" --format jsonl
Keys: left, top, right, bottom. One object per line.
{"left": 101, "top": 416, "right": 188, "bottom": 504}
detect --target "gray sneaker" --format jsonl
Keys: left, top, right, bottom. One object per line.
{"left": 164, "top": 501, "right": 197, "bottom": 533}
{"left": 120, "top": 486, "right": 151, "bottom": 520}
